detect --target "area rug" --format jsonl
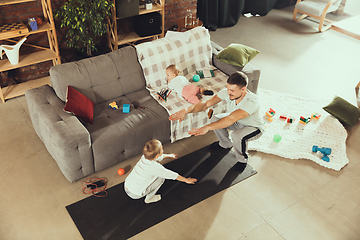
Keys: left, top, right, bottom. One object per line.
{"left": 66, "top": 143, "right": 257, "bottom": 240}
{"left": 248, "top": 89, "right": 349, "bottom": 170}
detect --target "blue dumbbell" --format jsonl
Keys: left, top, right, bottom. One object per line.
{"left": 312, "top": 145, "right": 331, "bottom": 162}
{"left": 312, "top": 145, "right": 331, "bottom": 155}
{"left": 322, "top": 155, "right": 330, "bottom": 162}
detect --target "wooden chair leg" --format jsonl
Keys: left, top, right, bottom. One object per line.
{"left": 319, "top": 23, "right": 332, "bottom": 32}
{"left": 319, "top": 15, "right": 325, "bottom": 32}
{"left": 319, "top": 14, "right": 332, "bottom": 32}
{"left": 292, "top": 9, "right": 298, "bottom": 21}
{"left": 296, "top": 14, "right": 308, "bottom": 22}
{"left": 292, "top": 9, "right": 307, "bottom": 22}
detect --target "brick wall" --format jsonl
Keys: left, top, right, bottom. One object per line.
{"left": 165, "top": 0, "right": 197, "bottom": 29}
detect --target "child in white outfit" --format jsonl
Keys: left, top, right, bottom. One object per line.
{"left": 124, "top": 139, "right": 197, "bottom": 204}
{"left": 166, "top": 64, "right": 213, "bottom": 104}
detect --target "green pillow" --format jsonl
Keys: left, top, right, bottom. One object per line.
{"left": 323, "top": 96, "right": 360, "bottom": 126}
{"left": 216, "top": 43, "right": 260, "bottom": 67}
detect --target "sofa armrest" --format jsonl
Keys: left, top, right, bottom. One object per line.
{"left": 210, "top": 41, "right": 223, "bottom": 55}
{"left": 25, "top": 85, "right": 94, "bottom": 182}
{"left": 210, "top": 41, "right": 261, "bottom": 94}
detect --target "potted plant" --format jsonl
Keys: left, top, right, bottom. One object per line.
{"left": 56, "top": 0, "right": 113, "bottom": 56}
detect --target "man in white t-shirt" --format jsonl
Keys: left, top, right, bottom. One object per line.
{"left": 169, "top": 71, "right": 264, "bottom": 171}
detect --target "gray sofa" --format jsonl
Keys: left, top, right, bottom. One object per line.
{"left": 25, "top": 42, "right": 260, "bottom": 183}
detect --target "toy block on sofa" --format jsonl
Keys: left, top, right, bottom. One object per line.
{"left": 109, "top": 101, "right": 118, "bottom": 110}
{"left": 123, "top": 104, "right": 130, "bottom": 113}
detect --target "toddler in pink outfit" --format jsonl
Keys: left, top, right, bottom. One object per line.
{"left": 166, "top": 65, "right": 213, "bottom": 104}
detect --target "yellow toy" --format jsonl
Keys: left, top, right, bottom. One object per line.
{"left": 109, "top": 101, "right": 118, "bottom": 110}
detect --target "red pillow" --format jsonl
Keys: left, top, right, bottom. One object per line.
{"left": 64, "top": 86, "right": 95, "bottom": 124}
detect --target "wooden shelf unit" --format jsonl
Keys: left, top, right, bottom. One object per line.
{"left": 1, "top": 76, "right": 50, "bottom": 100}
{"left": 107, "top": 0, "right": 165, "bottom": 51}
{"left": 0, "top": 0, "right": 60, "bottom": 103}
{"left": 0, "top": 0, "right": 35, "bottom": 6}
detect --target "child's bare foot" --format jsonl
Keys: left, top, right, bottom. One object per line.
{"left": 145, "top": 194, "right": 161, "bottom": 204}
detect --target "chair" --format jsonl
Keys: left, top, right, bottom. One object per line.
{"left": 292, "top": 0, "right": 342, "bottom": 32}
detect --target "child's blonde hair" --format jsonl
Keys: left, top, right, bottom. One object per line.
{"left": 166, "top": 64, "right": 181, "bottom": 76}
{"left": 143, "top": 139, "right": 162, "bottom": 160}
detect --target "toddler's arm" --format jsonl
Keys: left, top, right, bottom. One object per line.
{"left": 162, "top": 153, "right": 178, "bottom": 159}
{"left": 176, "top": 175, "right": 197, "bottom": 184}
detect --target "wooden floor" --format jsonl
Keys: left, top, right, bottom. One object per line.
{"left": 331, "top": 15, "right": 360, "bottom": 40}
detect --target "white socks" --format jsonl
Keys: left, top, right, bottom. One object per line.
{"left": 145, "top": 194, "right": 161, "bottom": 204}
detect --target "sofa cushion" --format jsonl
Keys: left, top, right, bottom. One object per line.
{"left": 323, "top": 95, "right": 360, "bottom": 126}
{"left": 86, "top": 89, "right": 170, "bottom": 172}
{"left": 64, "top": 86, "right": 95, "bottom": 124}
{"left": 50, "top": 46, "right": 145, "bottom": 104}
{"left": 216, "top": 43, "right": 260, "bottom": 67}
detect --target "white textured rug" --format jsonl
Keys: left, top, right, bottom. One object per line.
{"left": 248, "top": 89, "right": 349, "bottom": 170}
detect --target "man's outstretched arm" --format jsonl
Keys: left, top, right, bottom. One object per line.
{"left": 188, "top": 109, "right": 249, "bottom": 136}
{"left": 169, "top": 95, "right": 222, "bottom": 122}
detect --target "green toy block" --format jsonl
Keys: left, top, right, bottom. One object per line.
{"left": 273, "top": 134, "right": 282, "bottom": 142}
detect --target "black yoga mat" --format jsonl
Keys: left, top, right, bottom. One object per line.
{"left": 66, "top": 142, "right": 257, "bottom": 240}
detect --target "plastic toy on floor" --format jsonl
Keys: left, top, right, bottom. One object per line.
{"left": 117, "top": 168, "right": 125, "bottom": 175}
{"left": 273, "top": 134, "right": 282, "bottom": 142}
{"left": 312, "top": 145, "right": 331, "bottom": 162}
{"left": 265, "top": 108, "right": 275, "bottom": 122}
{"left": 311, "top": 112, "right": 321, "bottom": 120}
{"left": 287, "top": 117, "right": 295, "bottom": 123}
{"left": 299, "top": 116, "right": 311, "bottom": 124}
{"left": 279, "top": 114, "right": 294, "bottom": 123}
